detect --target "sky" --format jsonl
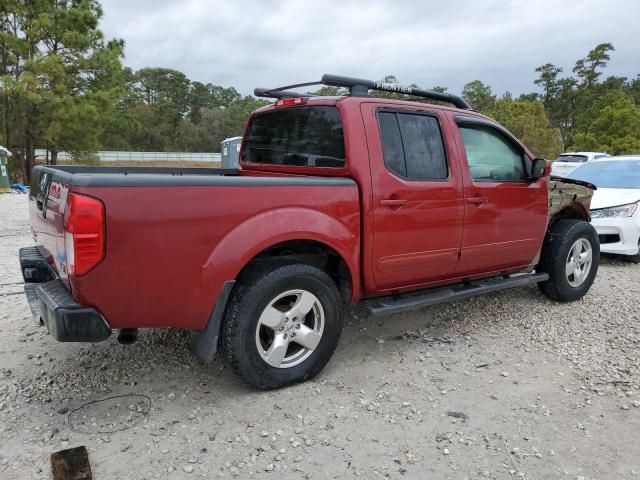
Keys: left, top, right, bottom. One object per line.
{"left": 98, "top": 0, "right": 640, "bottom": 97}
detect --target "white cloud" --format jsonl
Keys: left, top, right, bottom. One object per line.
{"left": 100, "top": 0, "right": 640, "bottom": 96}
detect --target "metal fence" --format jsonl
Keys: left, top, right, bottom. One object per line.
{"left": 34, "top": 149, "right": 221, "bottom": 163}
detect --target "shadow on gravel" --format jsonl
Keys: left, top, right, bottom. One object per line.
{"left": 36, "top": 284, "right": 542, "bottom": 401}
{"left": 20, "top": 255, "right": 638, "bottom": 408}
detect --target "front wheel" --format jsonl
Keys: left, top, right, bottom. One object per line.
{"left": 537, "top": 219, "right": 600, "bottom": 302}
{"left": 221, "top": 260, "right": 343, "bottom": 389}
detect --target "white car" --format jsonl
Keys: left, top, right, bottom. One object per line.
{"left": 568, "top": 156, "right": 640, "bottom": 262}
{"left": 551, "top": 151, "right": 611, "bottom": 177}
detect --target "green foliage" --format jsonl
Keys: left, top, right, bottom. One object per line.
{"left": 308, "top": 85, "right": 347, "bottom": 96}
{"left": 2, "top": 4, "right": 639, "bottom": 178}
{"left": 628, "top": 75, "right": 640, "bottom": 106}
{"left": 534, "top": 63, "right": 562, "bottom": 104}
{"left": 532, "top": 43, "right": 639, "bottom": 154}
{"left": 462, "top": 80, "right": 496, "bottom": 113}
{"left": 1, "top": 0, "right": 125, "bottom": 179}
{"left": 573, "top": 43, "right": 614, "bottom": 88}
{"left": 570, "top": 95, "right": 640, "bottom": 154}
{"left": 175, "top": 95, "right": 269, "bottom": 151}
{"left": 489, "top": 97, "right": 562, "bottom": 159}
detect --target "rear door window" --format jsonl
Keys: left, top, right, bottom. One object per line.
{"left": 377, "top": 111, "right": 448, "bottom": 180}
{"left": 243, "top": 106, "right": 345, "bottom": 168}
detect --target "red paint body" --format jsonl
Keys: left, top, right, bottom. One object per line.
{"left": 29, "top": 96, "right": 548, "bottom": 331}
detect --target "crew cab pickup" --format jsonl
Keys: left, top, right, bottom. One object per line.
{"left": 20, "top": 74, "right": 599, "bottom": 389}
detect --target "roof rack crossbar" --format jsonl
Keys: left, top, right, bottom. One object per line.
{"left": 254, "top": 88, "right": 312, "bottom": 100}
{"left": 254, "top": 74, "right": 472, "bottom": 110}
{"left": 322, "top": 74, "right": 472, "bottom": 109}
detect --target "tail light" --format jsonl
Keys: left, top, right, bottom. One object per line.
{"left": 63, "top": 193, "right": 105, "bottom": 276}
{"left": 274, "top": 97, "right": 307, "bottom": 107}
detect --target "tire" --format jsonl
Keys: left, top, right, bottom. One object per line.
{"left": 537, "top": 219, "right": 599, "bottom": 302}
{"left": 221, "top": 260, "right": 343, "bottom": 390}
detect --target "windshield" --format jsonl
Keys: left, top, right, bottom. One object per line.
{"left": 555, "top": 155, "right": 588, "bottom": 163}
{"left": 243, "top": 106, "right": 345, "bottom": 168}
{"left": 568, "top": 160, "right": 640, "bottom": 189}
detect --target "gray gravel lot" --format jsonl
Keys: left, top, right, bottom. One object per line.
{"left": 1, "top": 193, "right": 640, "bottom": 479}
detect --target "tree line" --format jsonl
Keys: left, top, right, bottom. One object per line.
{"left": 1, "top": 2, "right": 639, "bottom": 182}
{"left": 0, "top": 0, "right": 268, "bottom": 180}
{"left": 462, "top": 43, "right": 640, "bottom": 158}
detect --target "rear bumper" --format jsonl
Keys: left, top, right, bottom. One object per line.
{"left": 19, "top": 247, "right": 111, "bottom": 342}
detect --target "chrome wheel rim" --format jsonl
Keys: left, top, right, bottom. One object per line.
{"left": 255, "top": 289, "right": 325, "bottom": 369}
{"left": 565, "top": 238, "right": 593, "bottom": 287}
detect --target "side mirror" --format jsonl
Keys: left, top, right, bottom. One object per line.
{"left": 531, "top": 158, "right": 548, "bottom": 180}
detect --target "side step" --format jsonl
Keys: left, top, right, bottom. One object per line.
{"left": 365, "top": 272, "right": 549, "bottom": 317}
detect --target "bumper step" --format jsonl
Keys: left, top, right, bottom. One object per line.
{"left": 24, "top": 279, "right": 111, "bottom": 342}
{"left": 18, "top": 246, "right": 54, "bottom": 283}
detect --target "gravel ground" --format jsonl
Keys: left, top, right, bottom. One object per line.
{"left": 1, "top": 193, "right": 640, "bottom": 480}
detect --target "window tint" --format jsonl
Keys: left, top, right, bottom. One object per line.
{"left": 243, "top": 106, "right": 345, "bottom": 168}
{"left": 459, "top": 126, "right": 527, "bottom": 181}
{"left": 378, "top": 111, "right": 448, "bottom": 180}
{"left": 378, "top": 112, "right": 406, "bottom": 177}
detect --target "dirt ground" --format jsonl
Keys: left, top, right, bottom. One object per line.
{"left": 1, "top": 193, "right": 639, "bottom": 480}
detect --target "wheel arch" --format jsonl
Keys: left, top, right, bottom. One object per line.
{"left": 549, "top": 202, "right": 590, "bottom": 227}
{"left": 201, "top": 208, "right": 361, "bottom": 305}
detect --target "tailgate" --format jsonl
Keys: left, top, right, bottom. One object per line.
{"left": 29, "top": 167, "right": 70, "bottom": 281}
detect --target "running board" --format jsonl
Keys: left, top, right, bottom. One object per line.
{"left": 365, "top": 272, "right": 549, "bottom": 317}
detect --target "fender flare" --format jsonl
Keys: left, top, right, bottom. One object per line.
{"left": 202, "top": 207, "right": 359, "bottom": 288}
{"left": 204, "top": 206, "right": 360, "bottom": 303}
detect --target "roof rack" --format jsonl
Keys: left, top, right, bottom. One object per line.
{"left": 254, "top": 73, "right": 472, "bottom": 110}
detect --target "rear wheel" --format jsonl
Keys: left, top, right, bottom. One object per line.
{"left": 221, "top": 260, "right": 342, "bottom": 389}
{"left": 537, "top": 219, "right": 599, "bottom": 302}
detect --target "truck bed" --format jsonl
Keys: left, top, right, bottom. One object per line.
{"left": 29, "top": 165, "right": 360, "bottom": 331}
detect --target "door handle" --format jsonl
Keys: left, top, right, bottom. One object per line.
{"left": 380, "top": 198, "right": 407, "bottom": 208}
{"left": 467, "top": 196, "right": 488, "bottom": 205}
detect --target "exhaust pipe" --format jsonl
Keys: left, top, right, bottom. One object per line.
{"left": 117, "top": 328, "right": 138, "bottom": 345}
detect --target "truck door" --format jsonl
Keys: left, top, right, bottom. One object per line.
{"left": 451, "top": 116, "right": 548, "bottom": 276}
{"left": 361, "top": 103, "right": 465, "bottom": 291}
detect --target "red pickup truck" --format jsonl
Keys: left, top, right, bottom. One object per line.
{"left": 21, "top": 74, "right": 599, "bottom": 389}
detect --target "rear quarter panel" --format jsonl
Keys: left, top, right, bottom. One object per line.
{"left": 69, "top": 182, "right": 360, "bottom": 330}
{"left": 29, "top": 170, "right": 71, "bottom": 285}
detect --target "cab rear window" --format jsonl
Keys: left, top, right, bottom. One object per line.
{"left": 243, "top": 106, "right": 345, "bottom": 168}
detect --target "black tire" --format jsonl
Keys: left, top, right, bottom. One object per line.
{"left": 221, "top": 260, "right": 343, "bottom": 390}
{"left": 537, "top": 219, "right": 599, "bottom": 302}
